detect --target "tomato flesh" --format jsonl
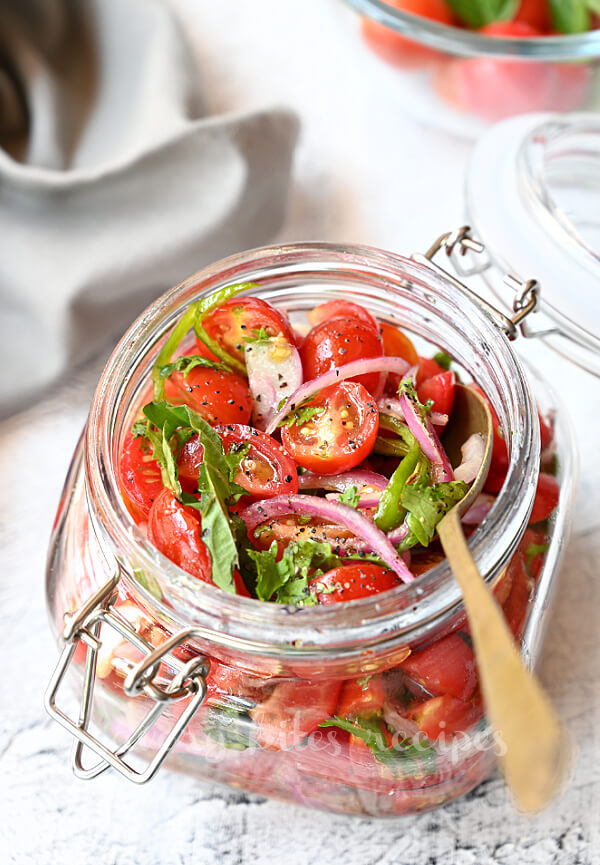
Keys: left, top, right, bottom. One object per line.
{"left": 417, "top": 370, "right": 455, "bottom": 417}
{"left": 337, "top": 675, "right": 386, "bottom": 717}
{"left": 281, "top": 381, "right": 379, "bottom": 475}
{"left": 202, "top": 297, "right": 295, "bottom": 364}
{"left": 361, "top": 0, "right": 454, "bottom": 70}
{"left": 530, "top": 472, "right": 559, "bottom": 524}
{"left": 119, "top": 432, "right": 164, "bottom": 521}
{"left": 399, "top": 631, "right": 478, "bottom": 701}
{"left": 300, "top": 317, "right": 384, "bottom": 396}
{"left": 307, "top": 300, "right": 378, "bottom": 331}
{"left": 164, "top": 366, "right": 252, "bottom": 426}
{"left": 409, "top": 695, "right": 482, "bottom": 741}
{"left": 147, "top": 488, "right": 212, "bottom": 583}
{"left": 217, "top": 423, "right": 298, "bottom": 503}
{"left": 309, "top": 563, "right": 401, "bottom": 604}
{"left": 251, "top": 679, "right": 342, "bottom": 749}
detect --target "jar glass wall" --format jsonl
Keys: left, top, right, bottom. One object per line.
{"left": 46, "top": 244, "right": 575, "bottom": 816}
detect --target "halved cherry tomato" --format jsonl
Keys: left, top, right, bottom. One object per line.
{"left": 309, "top": 563, "right": 401, "bottom": 604}
{"left": 518, "top": 526, "right": 547, "bottom": 582}
{"left": 206, "top": 658, "right": 271, "bottom": 703}
{"left": 164, "top": 366, "right": 252, "bottom": 426}
{"left": 514, "top": 0, "right": 552, "bottom": 31}
{"left": 417, "top": 370, "right": 455, "bottom": 417}
{"left": 529, "top": 472, "right": 559, "bottom": 524}
{"left": 409, "top": 695, "right": 482, "bottom": 741}
{"left": 538, "top": 409, "right": 554, "bottom": 451}
{"left": 251, "top": 679, "right": 341, "bottom": 749}
{"left": 281, "top": 382, "right": 379, "bottom": 475}
{"left": 202, "top": 297, "right": 295, "bottom": 364}
{"left": 119, "top": 432, "right": 164, "bottom": 521}
{"left": 300, "top": 317, "right": 384, "bottom": 396}
{"left": 361, "top": 0, "right": 454, "bottom": 70}
{"left": 415, "top": 355, "right": 445, "bottom": 386}
{"left": 399, "top": 632, "right": 477, "bottom": 701}
{"left": 337, "top": 675, "right": 386, "bottom": 717}
{"left": 471, "top": 385, "right": 508, "bottom": 494}
{"left": 147, "top": 488, "right": 212, "bottom": 583}
{"left": 502, "top": 551, "right": 533, "bottom": 638}
{"left": 216, "top": 424, "right": 298, "bottom": 503}
{"left": 250, "top": 515, "right": 356, "bottom": 556}
{"left": 307, "top": 300, "right": 378, "bottom": 331}
{"left": 380, "top": 322, "right": 419, "bottom": 393}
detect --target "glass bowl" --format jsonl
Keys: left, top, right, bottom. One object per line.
{"left": 344, "top": 0, "right": 600, "bottom": 138}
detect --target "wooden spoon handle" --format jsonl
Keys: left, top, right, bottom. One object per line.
{"left": 437, "top": 509, "right": 571, "bottom": 812}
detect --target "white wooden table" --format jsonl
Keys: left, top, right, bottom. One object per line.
{"left": 1, "top": 2, "right": 598, "bottom": 862}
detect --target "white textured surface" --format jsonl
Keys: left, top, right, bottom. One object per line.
{"left": 1, "top": 1, "right": 599, "bottom": 863}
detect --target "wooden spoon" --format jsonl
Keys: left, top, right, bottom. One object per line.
{"left": 438, "top": 384, "right": 570, "bottom": 812}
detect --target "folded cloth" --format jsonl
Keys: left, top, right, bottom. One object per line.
{"left": 0, "top": 0, "right": 298, "bottom": 416}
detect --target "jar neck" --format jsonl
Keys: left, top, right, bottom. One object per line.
{"left": 84, "top": 243, "right": 539, "bottom": 668}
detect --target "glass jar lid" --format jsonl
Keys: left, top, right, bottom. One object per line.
{"left": 466, "top": 113, "right": 600, "bottom": 376}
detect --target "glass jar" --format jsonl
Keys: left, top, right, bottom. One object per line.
{"left": 44, "top": 238, "right": 576, "bottom": 817}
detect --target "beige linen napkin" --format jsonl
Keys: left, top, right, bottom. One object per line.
{"left": 0, "top": 0, "right": 298, "bottom": 416}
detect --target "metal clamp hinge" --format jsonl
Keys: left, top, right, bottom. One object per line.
{"left": 414, "top": 226, "right": 540, "bottom": 341}
{"left": 44, "top": 572, "right": 210, "bottom": 784}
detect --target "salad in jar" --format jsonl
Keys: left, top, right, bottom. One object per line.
{"left": 81, "top": 281, "right": 561, "bottom": 811}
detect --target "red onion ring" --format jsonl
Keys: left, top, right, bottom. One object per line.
{"left": 399, "top": 389, "right": 454, "bottom": 483}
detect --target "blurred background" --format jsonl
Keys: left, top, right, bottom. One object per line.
{"left": 0, "top": 1, "right": 598, "bottom": 863}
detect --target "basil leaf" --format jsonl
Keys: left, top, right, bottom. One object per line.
{"left": 247, "top": 539, "right": 342, "bottom": 604}
{"left": 445, "top": 0, "right": 518, "bottom": 27}
{"left": 319, "top": 716, "right": 436, "bottom": 774}
{"left": 549, "top": 0, "right": 590, "bottom": 33}
{"left": 401, "top": 480, "right": 469, "bottom": 548}
{"left": 277, "top": 404, "right": 325, "bottom": 429}
{"left": 338, "top": 486, "right": 360, "bottom": 508}
{"left": 157, "top": 354, "right": 227, "bottom": 380}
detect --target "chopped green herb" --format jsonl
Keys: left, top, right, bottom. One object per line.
{"left": 445, "top": 0, "right": 518, "bottom": 28}
{"left": 156, "top": 354, "right": 227, "bottom": 380}
{"left": 247, "top": 539, "right": 342, "bottom": 604}
{"left": 338, "top": 486, "right": 360, "bottom": 508}
{"left": 400, "top": 480, "right": 469, "bottom": 548}
{"left": 243, "top": 326, "right": 272, "bottom": 345}
{"left": 278, "top": 404, "right": 325, "bottom": 429}
{"left": 433, "top": 351, "right": 452, "bottom": 371}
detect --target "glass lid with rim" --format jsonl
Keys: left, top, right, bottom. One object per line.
{"left": 465, "top": 112, "right": 600, "bottom": 376}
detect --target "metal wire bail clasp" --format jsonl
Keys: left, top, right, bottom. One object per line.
{"left": 414, "top": 226, "right": 540, "bottom": 340}
{"left": 44, "top": 571, "right": 210, "bottom": 784}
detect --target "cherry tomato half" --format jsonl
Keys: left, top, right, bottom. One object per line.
{"left": 409, "top": 695, "right": 482, "bottom": 741}
{"left": 309, "top": 563, "right": 401, "bottom": 604}
{"left": 164, "top": 366, "right": 252, "bottom": 426}
{"left": 216, "top": 423, "right": 299, "bottom": 503}
{"left": 119, "top": 432, "right": 164, "bottom": 521}
{"left": 300, "top": 317, "right": 384, "bottom": 396}
{"left": 147, "top": 488, "right": 212, "bottom": 583}
{"left": 529, "top": 472, "right": 559, "bottom": 524}
{"left": 399, "top": 631, "right": 477, "bottom": 701}
{"left": 307, "top": 300, "right": 378, "bottom": 331}
{"left": 336, "top": 675, "right": 386, "bottom": 717}
{"left": 251, "top": 679, "right": 342, "bottom": 749}
{"left": 280, "top": 381, "right": 379, "bottom": 475}
{"left": 361, "top": 0, "right": 454, "bottom": 70}
{"left": 202, "top": 297, "right": 295, "bottom": 364}
{"left": 417, "top": 370, "right": 455, "bottom": 417}
{"left": 514, "top": 0, "right": 552, "bottom": 31}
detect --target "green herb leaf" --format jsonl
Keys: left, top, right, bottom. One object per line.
{"left": 132, "top": 566, "right": 163, "bottom": 601}
{"left": 157, "top": 354, "right": 227, "bottom": 380}
{"left": 140, "top": 401, "right": 241, "bottom": 593}
{"left": 243, "top": 326, "right": 272, "bottom": 345}
{"left": 401, "top": 481, "right": 469, "bottom": 548}
{"left": 277, "top": 404, "right": 326, "bottom": 429}
{"left": 204, "top": 705, "right": 257, "bottom": 750}
{"left": 445, "top": 0, "right": 518, "bottom": 27}
{"left": 549, "top": 0, "right": 590, "bottom": 33}
{"left": 433, "top": 351, "right": 452, "bottom": 371}
{"left": 247, "top": 539, "right": 342, "bottom": 604}
{"left": 319, "top": 715, "right": 436, "bottom": 774}
{"left": 338, "top": 486, "right": 360, "bottom": 508}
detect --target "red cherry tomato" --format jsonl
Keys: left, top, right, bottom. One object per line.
{"left": 300, "top": 317, "right": 384, "bottom": 395}
{"left": 471, "top": 385, "right": 509, "bottom": 494}
{"left": 309, "top": 563, "right": 401, "bottom": 604}
{"left": 147, "top": 488, "right": 212, "bottom": 583}
{"left": 409, "top": 695, "right": 482, "bottom": 741}
{"left": 202, "top": 297, "right": 295, "bottom": 364}
{"left": 399, "top": 631, "right": 477, "bottom": 701}
{"left": 538, "top": 409, "right": 554, "bottom": 451}
{"left": 530, "top": 472, "right": 559, "bottom": 524}
{"left": 415, "top": 355, "right": 445, "bottom": 385}
{"left": 417, "top": 370, "right": 455, "bottom": 417}
{"left": 502, "top": 551, "right": 533, "bottom": 638}
{"left": 514, "top": 0, "right": 552, "bottom": 31}
{"left": 119, "top": 432, "right": 164, "bottom": 521}
{"left": 249, "top": 514, "right": 356, "bottom": 557}
{"left": 380, "top": 322, "right": 419, "bottom": 366}
{"left": 518, "top": 526, "right": 547, "bottom": 582}
{"left": 206, "top": 658, "right": 270, "bottom": 703}
{"left": 337, "top": 675, "right": 386, "bottom": 717}
{"left": 164, "top": 366, "right": 252, "bottom": 426}
{"left": 361, "top": 0, "right": 454, "bottom": 70}
{"left": 251, "top": 679, "right": 342, "bottom": 749}
{"left": 216, "top": 423, "right": 298, "bottom": 503}
{"left": 280, "top": 381, "right": 379, "bottom": 475}
{"left": 307, "top": 300, "right": 378, "bottom": 331}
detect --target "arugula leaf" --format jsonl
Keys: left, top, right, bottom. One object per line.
{"left": 433, "top": 351, "right": 452, "bottom": 371}
{"left": 247, "top": 539, "right": 342, "bottom": 604}
{"left": 338, "top": 486, "right": 360, "bottom": 508}
{"left": 156, "top": 354, "right": 227, "bottom": 380}
{"left": 140, "top": 401, "right": 240, "bottom": 593}
{"left": 204, "top": 705, "right": 257, "bottom": 750}
{"left": 278, "top": 404, "right": 326, "bottom": 429}
{"left": 401, "top": 480, "right": 469, "bottom": 548}
{"left": 549, "top": 0, "right": 590, "bottom": 33}
{"left": 445, "top": 0, "right": 518, "bottom": 27}
{"left": 319, "top": 716, "right": 436, "bottom": 774}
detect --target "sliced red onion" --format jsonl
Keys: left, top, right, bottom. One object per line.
{"left": 462, "top": 493, "right": 495, "bottom": 525}
{"left": 239, "top": 494, "right": 414, "bottom": 584}
{"left": 387, "top": 523, "right": 409, "bottom": 546}
{"left": 245, "top": 337, "right": 303, "bottom": 430}
{"left": 453, "top": 432, "right": 486, "bottom": 484}
{"left": 298, "top": 469, "right": 389, "bottom": 494}
{"left": 378, "top": 397, "right": 448, "bottom": 429}
{"left": 265, "top": 356, "right": 411, "bottom": 435}
{"left": 325, "top": 492, "right": 381, "bottom": 508}
{"left": 399, "top": 388, "right": 454, "bottom": 483}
